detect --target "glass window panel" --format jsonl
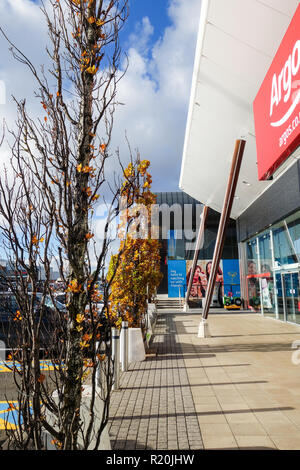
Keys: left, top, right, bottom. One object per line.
{"left": 246, "top": 238, "right": 258, "bottom": 274}
{"left": 244, "top": 210, "right": 300, "bottom": 321}
{"left": 285, "top": 211, "right": 300, "bottom": 262}
{"left": 167, "top": 230, "right": 185, "bottom": 260}
{"left": 258, "top": 232, "right": 275, "bottom": 314}
{"left": 258, "top": 232, "right": 272, "bottom": 273}
{"left": 273, "top": 221, "right": 299, "bottom": 266}
{"left": 245, "top": 238, "right": 260, "bottom": 310}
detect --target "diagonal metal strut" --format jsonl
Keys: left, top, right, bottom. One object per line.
{"left": 202, "top": 139, "right": 246, "bottom": 321}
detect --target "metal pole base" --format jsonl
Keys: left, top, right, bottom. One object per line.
{"left": 183, "top": 302, "right": 189, "bottom": 312}
{"left": 120, "top": 321, "right": 128, "bottom": 372}
{"left": 0, "top": 340, "right": 6, "bottom": 361}
{"left": 197, "top": 318, "right": 211, "bottom": 338}
{"left": 112, "top": 328, "right": 120, "bottom": 390}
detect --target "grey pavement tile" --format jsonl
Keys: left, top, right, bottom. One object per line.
{"left": 108, "top": 313, "right": 203, "bottom": 451}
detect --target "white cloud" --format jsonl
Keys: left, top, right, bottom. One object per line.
{"left": 0, "top": 0, "right": 51, "bottom": 170}
{"left": 128, "top": 16, "right": 154, "bottom": 57}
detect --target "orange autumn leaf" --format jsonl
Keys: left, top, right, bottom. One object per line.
{"left": 97, "top": 354, "right": 106, "bottom": 362}
{"left": 13, "top": 310, "right": 22, "bottom": 322}
{"left": 83, "top": 333, "right": 92, "bottom": 342}
{"left": 85, "top": 187, "right": 93, "bottom": 197}
{"left": 32, "top": 235, "right": 38, "bottom": 245}
{"left": 66, "top": 279, "right": 82, "bottom": 293}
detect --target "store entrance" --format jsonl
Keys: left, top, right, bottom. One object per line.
{"left": 282, "top": 271, "right": 300, "bottom": 325}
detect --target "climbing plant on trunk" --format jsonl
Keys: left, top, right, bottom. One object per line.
{"left": 108, "top": 159, "right": 163, "bottom": 328}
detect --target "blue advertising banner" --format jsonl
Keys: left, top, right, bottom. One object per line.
{"left": 222, "top": 259, "right": 241, "bottom": 297}
{"left": 168, "top": 260, "right": 186, "bottom": 298}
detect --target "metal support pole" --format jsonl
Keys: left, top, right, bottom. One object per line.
{"left": 201, "top": 139, "right": 246, "bottom": 326}
{"left": 121, "top": 321, "right": 128, "bottom": 372}
{"left": 184, "top": 205, "right": 209, "bottom": 312}
{"left": 0, "top": 340, "right": 6, "bottom": 361}
{"left": 270, "top": 229, "right": 279, "bottom": 318}
{"left": 146, "top": 284, "right": 149, "bottom": 331}
{"left": 256, "top": 236, "right": 264, "bottom": 315}
{"left": 111, "top": 328, "right": 120, "bottom": 390}
{"left": 238, "top": 241, "right": 248, "bottom": 309}
{"left": 96, "top": 341, "right": 107, "bottom": 397}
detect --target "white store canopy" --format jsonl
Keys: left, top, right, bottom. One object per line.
{"left": 179, "top": 0, "right": 300, "bottom": 219}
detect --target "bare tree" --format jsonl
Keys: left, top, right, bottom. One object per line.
{"left": 0, "top": 0, "right": 146, "bottom": 450}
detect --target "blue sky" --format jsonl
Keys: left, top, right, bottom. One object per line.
{"left": 122, "top": 0, "right": 172, "bottom": 48}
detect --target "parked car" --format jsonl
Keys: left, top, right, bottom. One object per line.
{"left": 34, "top": 293, "right": 66, "bottom": 313}
{"left": 53, "top": 292, "right": 66, "bottom": 307}
{"left": 0, "top": 292, "right": 66, "bottom": 355}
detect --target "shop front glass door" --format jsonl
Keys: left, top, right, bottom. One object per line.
{"left": 275, "top": 273, "right": 284, "bottom": 321}
{"left": 283, "top": 272, "right": 300, "bottom": 325}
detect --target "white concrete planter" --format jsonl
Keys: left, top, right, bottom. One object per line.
{"left": 146, "top": 308, "right": 157, "bottom": 346}
{"left": 128, "top": 327, "right": 145, "bottom": 363}
{"left": 43, "top": 385, "right": 111, "bottom": 450}
{"left": 148, "top": 304, "right": 157, "bottom": 324}
{"left": 148, "top": 303, "right": 157, "bottom": 315}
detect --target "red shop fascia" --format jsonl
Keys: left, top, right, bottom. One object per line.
{"left": 253, "top": 3, "right": 300, "bottom": 181}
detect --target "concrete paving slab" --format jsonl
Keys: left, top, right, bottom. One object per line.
{"left": 108, "top": 309, "right": 300, "bottom": 450}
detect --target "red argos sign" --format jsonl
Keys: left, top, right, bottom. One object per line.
{"left": 254, "top": 4, "right": 300, "bottom": 181}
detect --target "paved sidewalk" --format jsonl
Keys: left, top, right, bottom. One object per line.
{"left": 108, "top": 313, "right": 203, "bottom": 450}
{"left": 108, "top": 309, "right": 300, "bottom": 450}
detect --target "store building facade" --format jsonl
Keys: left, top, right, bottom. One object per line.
{"left": 237, "top": 159, "right": 300, "bottom": 324}
{"left": 154, "top": 192, "right": 240, "bottom": 304}
{"left": 179, "top": 0, "right": 300, "bottom": 323}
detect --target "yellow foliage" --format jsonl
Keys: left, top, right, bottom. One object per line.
{"left": 108, "top": 160, "right": 162, "bottom": 327}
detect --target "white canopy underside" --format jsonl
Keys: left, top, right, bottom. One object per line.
{"left": 179, "top": 0, "right": 300, "bottom": 219}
